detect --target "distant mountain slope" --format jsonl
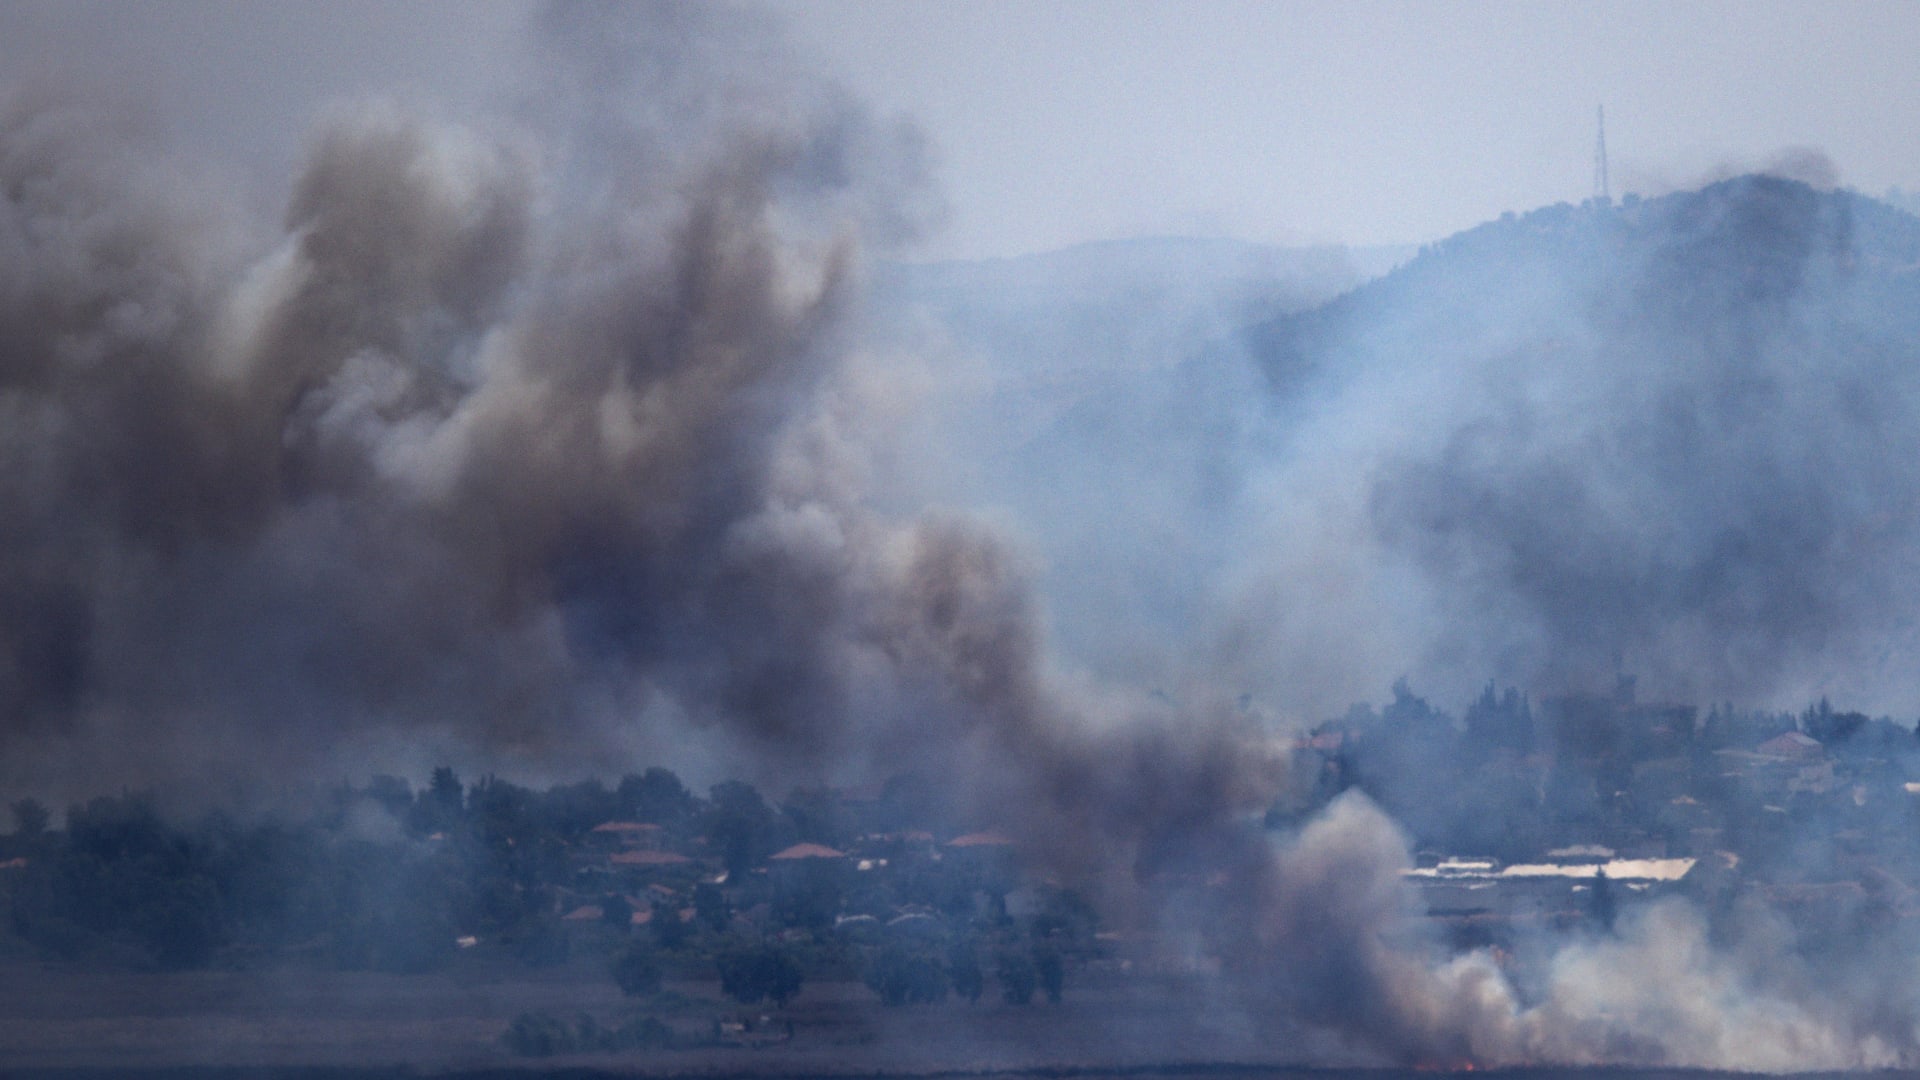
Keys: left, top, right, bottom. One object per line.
{"left": 863, "top": 237, "right": 1415, "bottom": 681}
{"left": 860, "top": 189, "right": 1920, "bottom": 713}
{"left": 1235, "top": 177, "right": 1920, "bottom": 708}
{"left": 878, "top": 235, "right": 1414, "bottom": 378}
{"left": 1249, "top": 178, "right": 1920, "bottom": 398}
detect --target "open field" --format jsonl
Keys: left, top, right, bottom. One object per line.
{"left": 0, "top": 956, "right": 1353, "bottom": 1075}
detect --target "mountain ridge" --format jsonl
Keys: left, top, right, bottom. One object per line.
{"left": 1233, "top": 174, "right": 1920, "bottom": 708}
{"left": 1248, "top": 176, "right": 1920, "bottom": 397}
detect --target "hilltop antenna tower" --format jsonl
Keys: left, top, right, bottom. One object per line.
{"left": 1593, "top": 105, "right": 1611, "bottom": 203}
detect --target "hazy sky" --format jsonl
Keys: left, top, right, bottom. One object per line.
{"left": 3, "top": 0, "right": 1919, "bottom": 259}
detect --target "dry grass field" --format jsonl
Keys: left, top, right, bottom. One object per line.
{"left": 0, "top": 954, "right": 1343, "bottom": 1076}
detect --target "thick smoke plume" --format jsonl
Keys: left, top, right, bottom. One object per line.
{"left": 0, "top": 6, "right": 926, "bottom": 782}
{"left": 12, "top": 3, "right": 1920, "bottom": 1073}
{"left": 0, "top": 1, "right": 1281, "bottom": 906}
{"left": 1247, "top": 793, "right": 1906, "bottom": 1070}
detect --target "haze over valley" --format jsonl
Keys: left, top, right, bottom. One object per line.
{"left": 6, "top": 2, "right": 1920, "bottom": 1073}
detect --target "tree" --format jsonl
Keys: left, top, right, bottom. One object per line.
{"left": 133, "top": 873, "right": 225, "bottom": 969}
{"left": 693, "top": 881, "right": 732, "bottom": 933}
{"left": 361, "top": 775, "right": 413, "bottom": 818}
{"left": 949, "top": 940, "right": 984, "bottom": 1004}
{"left": 782, "top": 785, "right": 850, "bottom": 847}
{"left": 618, "top": 768, "right": 697, "bottom": 825}
{"left": 1033, "top": 944, "right": 1064, "bottom": 1003}
{"left": 772, "top": 865, "right": 844, "bottom": 931}
{"left": 1803, "top": 698, "right": 1868, "bottom": 744}
{"left": 876, "top": 772, "right": 939, "bottom": 833}
{"left": 410, "top": 766, "right": 465, "bottom": 835}
{"left": 717, "top": 942, "right": 804, "bottom": 1007}
{"left": 10, "top": 797, "right": 48, "bottom": 838}
{"left": 705, "top": 781, "right": 779, "bottom": 877}
{"left": 501, "top": 1012, "right": 575, "bottom": 1057}
{"left": 539, "top": 779, "right": 616, "bottom": 837}
{"left": 66, "top": 792, "right": 169, "bottom": 862}
{"left": 996, "top": 950, "right": 1037, "bottom": 1005}
{"left": 1383, "top": 677, "right": 1446, "bottom": 730}
{"left": 601, "top": 893, "right": 634, "bottom": 930}
{"left": 1589, "top": 868, "right": 1617, "bottom": 931}
{"left": 650, "top": 898, "right": 690, "bottom": 950}
{"left": 469, "top": 774, "right": 537, "bottom": 847}
{"left": 612, "top": 941, "right": 663, "bottom": 997}
{"left": 1464, "top": 682, "right": 1534, "bottom": 752}
{"left": 512, "top": 914, "right": 571, "bottom": 967}
{"left": 864, "top": 942, "right": 949, "bottom": 1005}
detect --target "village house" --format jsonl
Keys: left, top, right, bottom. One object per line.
{"left": 586, "top": 820, "right": 667, "bottom": 851}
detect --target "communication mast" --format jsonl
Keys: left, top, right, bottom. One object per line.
{"left": 1593, "top": 105, "right": 1610, "bottom": 203}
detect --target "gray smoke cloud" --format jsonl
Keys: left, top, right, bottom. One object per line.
{"left": 1172, "top": 176, "right": 1920, "bottom": 1070}
{"left": 863, "top": 164, "right": 1920, "bottom": 1068}
{"left": 1244, "top": 793, "right": 1905, "bottom": 1069}
{"left": 1228, "top": 177, "right": 1920, "bottom": 716}
{"left": 0, "top": 2, "right": 941, "bottom": 788}
{"left": 0, "top": 0, "right": 1285, "bottom": 905}
{"left": 12, "top": 2, "right": 1920, "bottom": 1072}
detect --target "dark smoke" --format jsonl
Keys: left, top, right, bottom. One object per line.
{"left": 0, "top": 4, "right": 933, "bottom": 790}
{"left": 12, "top": 2, "right": 1920, "bottom": 1072}
{"left": 0, "top": 1, "right": 1283, "bottom": 905}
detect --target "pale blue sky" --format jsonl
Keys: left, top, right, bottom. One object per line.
{"left": 777, "top": 1, "right": 1920, "bottom": 256}
{"left": 4, "top": 0, "right": 1918, "bottom": 259}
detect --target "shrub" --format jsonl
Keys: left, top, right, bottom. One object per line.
{"left": 717, "top": 941, "right": 804, "bottom": 1007}
{"left": 611, "top": 1014, "right": 674, "bottom": 1050}
{"left": 501, "top": 1011, "right": 575, "bottom": 1057}
{"left": 864, "top": 943, "right": 949, "bottom": 1005}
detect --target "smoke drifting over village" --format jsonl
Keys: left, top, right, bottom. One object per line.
{"left": 9, "top": 1, "right": 1920, "bottom": 1072}
{"left": 2, "top": 2, "right": 994, "bottom": 783}
{"left": 0, "top": 0, "right": 1284, "bottom": 985}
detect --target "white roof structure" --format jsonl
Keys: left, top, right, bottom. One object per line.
{"left": 1406, "top": 856, "right": 1695, "bottom": 883}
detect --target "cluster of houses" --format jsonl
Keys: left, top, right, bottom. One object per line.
{"left": 554, "top": 693, "right": 1920, "bottom": 948}
{"left": 1298, "top": 683, "right": 1920, "bottom": 935}
{"left": 1405, "top": 847, "right": 1700, "bottom": 925}
{"left": 553, "top": 818, "right": 1018, "bottom": 933}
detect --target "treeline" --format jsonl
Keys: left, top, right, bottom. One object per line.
{"left": 1281, "top": 678, "right": 1920, "bottom": 861}
{"left": 0, "top": 766, "right": 1092, "bottom": 1016}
